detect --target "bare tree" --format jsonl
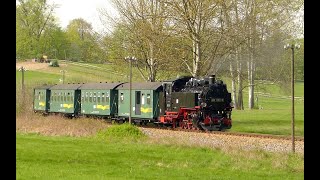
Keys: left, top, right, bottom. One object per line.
{"left": 101, "top": 0, "right": 170, "bottom": 81}
{"left": 165, "top": 0, "right": 221, "bottom": 77}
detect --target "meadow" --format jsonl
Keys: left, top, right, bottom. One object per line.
{"left": 230, "top": 82, "right": 304, "bottom": 136}
{"left": 16, "top": 131, "right": 304, "bottom": 180}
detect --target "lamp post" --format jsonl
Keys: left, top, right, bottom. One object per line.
{"left": 60, "top": 70, "right": 66, "bottom": 84}
{"left": 18, "top": 66, "right": 27, "bottom": 92}
{"left": 125, "top": 56, "right": 137, "bottom": 124}
{"left": 284, "top": 43, "right": 300, "bottom": 153}
{"left": 18, "top": 66, "right": 27, "bottom": 108}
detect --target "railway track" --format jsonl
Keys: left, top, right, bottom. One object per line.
{"left": 103, "top": 120, "right": 304, "bottom": 142}
{"left": 136, "top": 124, "right": 304, "bottom": 154}
{"left": 137, "top": 125, "right": 304, "bottom": 142}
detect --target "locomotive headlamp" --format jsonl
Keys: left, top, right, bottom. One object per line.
{"left": 201, "top": 102, "right": 207, "bottom": 107}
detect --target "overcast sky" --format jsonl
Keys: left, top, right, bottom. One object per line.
{"left": 47, "top": 0, "right": 118, "bottom": 33}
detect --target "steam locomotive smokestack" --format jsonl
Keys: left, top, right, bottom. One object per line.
{"left": 209, "top": 75, "right": 215, "bottom": 85}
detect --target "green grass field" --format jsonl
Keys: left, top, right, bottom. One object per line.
{"left": 16, "top": 133, "right": 304, "bottom": 180}
{"left": 230, "top": 89, "right": 304, "bottom": 136}
{"left": 16, "top": 60, "right": 304, "bottom": 136}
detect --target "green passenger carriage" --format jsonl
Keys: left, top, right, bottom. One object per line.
{"left": 116, "top": 82, "right": 163, "bottom": 123}
{"left": 33, "top": 85, "right": 54, "bottom": 113}
{"left": 49, "top": 84, "right": 82, "bottom": 116}
{"left": 79, "top": 82, "right": 125, "bottom": 117}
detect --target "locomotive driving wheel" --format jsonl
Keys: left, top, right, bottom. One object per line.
{"left": 180, "top": 120, "right": 188, "bottom": 129}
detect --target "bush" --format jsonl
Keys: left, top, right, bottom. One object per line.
{"left": 49, "top": 60, "right": 59, "bottom": 67}
{"left": 95, "top": 123, "right": 146, "bottom": 141}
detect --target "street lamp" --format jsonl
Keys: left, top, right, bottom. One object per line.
{"left": 284, "top": 43, "right": 300, "bottom": 153}
{"left": 60, "top": 70, "right": 67, "bottom": 84}
{"left": 18, "top": 66, "right": 27, "bottom": 92}
{"left": 18, "top": 66, "right": 27, "bottom": 108}
{"left": 125, "top": 56, "right": 137, "bottom": 124}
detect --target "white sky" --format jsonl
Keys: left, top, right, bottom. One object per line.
{"left": 47, "top": 0, "right": 118, "bottom": 33}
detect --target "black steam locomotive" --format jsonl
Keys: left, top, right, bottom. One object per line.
{"left": 158, "top": 75, "right": 232, "bottom": 131}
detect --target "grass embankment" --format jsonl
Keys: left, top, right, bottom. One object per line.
{"left": 17, "top": 126, "right": 304, "bottom": 179}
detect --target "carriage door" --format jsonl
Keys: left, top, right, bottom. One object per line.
{"left": 135, "top": 91, "right": 141, "bottom": 115}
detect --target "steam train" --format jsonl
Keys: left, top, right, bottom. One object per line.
{"left": 33, "top": 75, "right": 232, "bottom": 131}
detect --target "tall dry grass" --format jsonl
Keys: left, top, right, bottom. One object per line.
{"left": 16, "top": 114, "right": 110, "bottom": 137}
{"left": 16, "top": 85, "right": 110, "bottom": 137}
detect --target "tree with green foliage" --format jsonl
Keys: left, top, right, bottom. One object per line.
{"left": 41, "top": 25, "right": 70, "bottom": 60}
{"left": 16, "top": 0, "right": 57, "bottom": 58}
{"left": 65, "top": 18, "right": 104, "bottom": 62}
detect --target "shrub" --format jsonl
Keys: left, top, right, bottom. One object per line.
{"left": 49, "top": 60, "right": 59, "bottom": 67}
{"left": 96, "top": 123, "right": 146, "bottom": 141}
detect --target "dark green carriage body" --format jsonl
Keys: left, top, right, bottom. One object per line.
{"left": 33, "top": 85, "right": 54, "bottom": 112}
{"left": 49, "top": 84, "right": 82, "bottom": 115}
{"left": 116, "top": 82, "right": 163, "bottom": 120}
{"left": 79, "top": 82, "right": 125, "bottom": 116}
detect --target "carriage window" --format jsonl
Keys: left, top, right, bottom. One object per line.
{"left": 93, "top": 92, "right": 96, "bottom": 102}
{"left": 147, "top": 94, "right": 151, "bottom": 104}
{"left": 58, "top": 93, "right": 61, "bottom": 102}
{"left": 101, "top": 93, "right": 105, "bottom": 103}
{"left": 120, "top": 93, "right": 124, "bottom": 103}
{"left": 85, "top": 92, "right": 88, "bottom": 102}
{"left": 67, "top": 92, "right": 70, "bottom": 102}
{"left": 97, "top": 93, "right": 100, "bottom": 103}
{"left": 64, "top": 92, "right": 67, "bottom": 102}
{"left": 38, "top": 92, "right": 41, "bottom": 100}
{"left": 89, "top": 92, "right": 92, "bottom": 103}
{"left": 71, "top": 92, "right": 74, "bottom": 102}
{"left": 141, "top": 94, "right": 145, "bottom": 105}
{"left": 106, "top": 93, "right": 110, "bottom": 103}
